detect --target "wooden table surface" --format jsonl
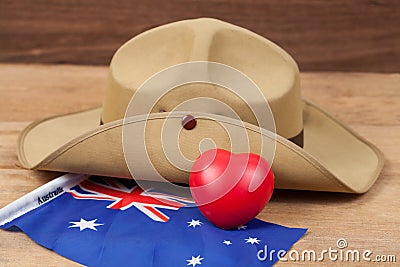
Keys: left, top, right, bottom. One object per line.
{"left": 0, "top": 64, "right": 399, "bottom": 266}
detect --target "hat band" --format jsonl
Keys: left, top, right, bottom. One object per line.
{"left": 288, "top": 130, "right": 303, "bottom": 148}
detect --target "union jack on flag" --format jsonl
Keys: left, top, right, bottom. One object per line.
{"left": 68, "top": 177, "right": 194, "bottom": 222}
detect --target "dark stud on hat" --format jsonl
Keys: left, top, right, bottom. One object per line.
{"left": 182, "top": 114, "right": 197, "bottom": 130}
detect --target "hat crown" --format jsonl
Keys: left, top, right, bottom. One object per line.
{"left": 102, "top": 18, "right": 302, "bottom": 139}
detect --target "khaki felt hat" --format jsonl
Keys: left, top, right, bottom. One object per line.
{"left": 17, "top": 18, "right": 384, "bottom": 193}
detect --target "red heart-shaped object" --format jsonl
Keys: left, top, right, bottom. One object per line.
{"left": 189, "top": 148, "right": 274, "bottom": 229}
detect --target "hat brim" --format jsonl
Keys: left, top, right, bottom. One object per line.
{"left": 17, "top": 100, "right": 384, "bottom": 193}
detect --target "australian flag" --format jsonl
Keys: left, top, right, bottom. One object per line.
{"left": 0, "top": 174, "right": 306, "bottom": 266}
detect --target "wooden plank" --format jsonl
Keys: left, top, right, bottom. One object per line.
{"left": 0, "top": 64, "right": 399, "bottom": 266}
{"left": 0, "top": 0, "right": 399, "bottom": 72}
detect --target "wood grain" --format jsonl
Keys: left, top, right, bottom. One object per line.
{"left": 0, "top": 0, "right": 399, "bottom": 72}
{"left": 0, "top": 64, "right": 399, "bottom": 266}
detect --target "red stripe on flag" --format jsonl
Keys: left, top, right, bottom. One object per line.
{"left": 69, "top": 191, "right": 114, "bottom": 201}
{"left": 145, "top": 206, "right": 169, "bottom": 222}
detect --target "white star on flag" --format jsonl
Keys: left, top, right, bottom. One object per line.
{"left": 69, "top": 218, "right": 103, "bottom": 231}
{"left": 245, "top": 237, "right": 261, "bottom": 245}
{"left": 186, "top": 255, "right": 204, "bottom": 266}
{"left": 223, "top": 240, "right": 232, "bottom": 246}
{"left": 187, "top": 219, "right": 203, "bottom": 228}
{"left": 238, "top": 225, "right": 247, "bottom": 230}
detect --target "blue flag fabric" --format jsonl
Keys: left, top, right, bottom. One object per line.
{"left": 0, "top": 174, "right": 306, "bottom": 266}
